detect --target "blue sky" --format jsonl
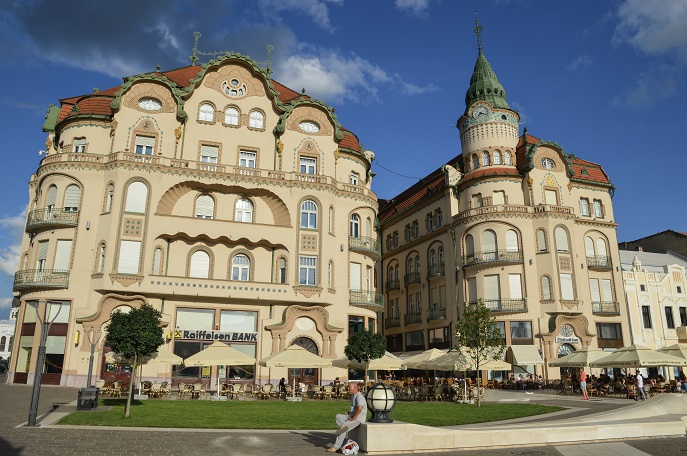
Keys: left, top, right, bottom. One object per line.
{"left": 0, "top": 0, "right": 686, "bottom": 319}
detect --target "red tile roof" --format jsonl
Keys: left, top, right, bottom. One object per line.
{"left": 340, "top": 128, "right": 362, "bottom": 153}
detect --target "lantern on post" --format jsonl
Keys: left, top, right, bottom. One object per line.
{"left": 365, "top": 382, "right": 396, "bottom": 423}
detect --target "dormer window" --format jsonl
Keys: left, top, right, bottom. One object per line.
{"left": 222, "top": 79, "right": 247, "bottom": 98}
{"left": 299, "top": 121, "right": 320, "bottom": 133}
{"left": 541, "top": 158, "right": 555, "bottom": 170}
{"left": 138, "top": 97, "right": 162, "bottom": 111}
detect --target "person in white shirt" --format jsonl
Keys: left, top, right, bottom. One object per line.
{"left": 635, "top": 370, "right": 646, "bottom": 401}
{"left": 328, "top": 382, "right": 367, "bottom": 452}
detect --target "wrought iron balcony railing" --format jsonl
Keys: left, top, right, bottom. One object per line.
{"left": 349, "top": 289, "right": 383, "bottom": 310}
{"left": 385, "top": 280, "right": 400, "bottom": 291}
{"left": 587, "top": 256, "right": 613, "bottom": 270}
{"left": 385, "top": 317, "right": 401, "bottom": 329}
{"left": 348, "top": 236, "right": 381, "bottom": 260}
{"left": 25, "top": 208, "right": 79, "bottom": 233}
{"left": 427, "top": 307, "right": 447, "bottom": 322}
{"left": 404, "top": 313, "right": 423, "bottom": 325}
{"left": 404, "top": 272, "right": 421, "bottom": 286}
{"left": 592, "top": 301, "right": 620, "bottom": 316}
{"left": 427, "top": 264, "right": 445, "bottom": 278}
{"left": 482, "top": 298, "right": 528, "bottom": 314}
{"left": 462, "top": 249, "right": 523, "bottom": 268}
{"left": 13, "top": 269, "right": 70, "bottom": 291}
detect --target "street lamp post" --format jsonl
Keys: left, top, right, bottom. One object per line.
{"left": 27, "top": 301, "right": 63, "bottom": 427}
{"left": 85, "top": 329, "right": 101, "bottom": 388}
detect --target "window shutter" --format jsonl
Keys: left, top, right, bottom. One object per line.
{"left": 537, "top": 230, "right": 547, "bottom": 251}
{"left": 505, "top": 230, "right": 518, "bottom": 251}
{"left": 64, "top": 185, "right": 80, "bottom": 210}
{"left": 465, "top": 235, "right": 474, "bottom": 255}
{"left": 46, "top": 187, "right": 57, "bottom": 208}
{"left": 596, "top": 238, "right": 607, "bottom": 256}
{"left": 37, "top": 241, "right": 49, "bottom": 262}
{"left": 189, "top": 251, "right": 210, "bottom": 278}
{"left": 509, "top": 274, "right": 522, "bottom": 299}
{"left": 560, "top": 274, "right": 574, "bottom": 300}
{"left": 118, "top": 241, "right": 141, "bottom": 274}
{"left": 53, "top": 240, "right": 72, "bottom": 270}
{"left": 555, "top": 228, "right": 568, "bottom": 252}
{"left": 544, "top": 190, "right": 557, "bottom": 205}
{"left": 484, "top": 275, "right": 500, "bottom": 301}
{"left": 200, "top": 145, "right": 219, "bottom": 159}
{"left": 135, "top": 135, "right": 155, "bottom": 147}
{"left": 349, "top": 262, "right": 361, "bottom": 289}
{"left": 153, "top": 249, "right": 162, "bottom": 275}
{"left": 585, "top": 237, "right": 595, "bottom": 256}
{"left": 589, "top": 279, "right": 601, "bottom": 302}
{"left": 482, "top": 231, "right": 497, "bottom": 251}
{"left": 542, "top": 276, "right": 552, "bottom": 300}
{"left": 195, "top": 195, "right": 214, "bottom": 218}
{"left": 601, "top": 279, "right": 613, "bottom": 302}
{"left": 125, "top": 182, "right": 147, "bottom": 213}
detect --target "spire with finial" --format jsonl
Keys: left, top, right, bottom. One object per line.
{"left": 474, "top": 11, "right": 483, "bottom": 53}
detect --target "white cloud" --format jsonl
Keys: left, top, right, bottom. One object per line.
{"left": 395, "top": 0, "right": 431, "bottom": 16}
{"left": 613, "top": 0, "right": 687, "bottom": 62}
{"left": 257, "top": 0, "right": 342, "bottom": 30}
{"left": 566, "top": 55, "right": 593, "bottom": 71}
{"left": 0, "top": 298, "right": 12, "bottom": 310}
{"left": 611, "top": 64, "right": 681, "bottom": 109}
{"left": 0, "top": 207, "right": 26, "bottom": 277}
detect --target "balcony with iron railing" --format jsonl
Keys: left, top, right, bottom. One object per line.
{"left": 481, "top": 298, "right": 528, "bottom": 314}
{"left": 13, "top": 269, "right": 70, "bottom": 291}
{"left": 427, "top": 307, "right": 447, "bottom": 322}
{"left": 592, "top": 301, "right": 620, "bottom": 316}
{"left": 385, "top": 317, "right": 401, "bottom": 329}
{"left": 385, "top": 280, "right": 400, "bottom": 291}
{"left": 427, "top": 263, "right": 445, "bottom": 279}
{"left": 404, "top": 313, "right": 423, "bottom": 325}
{"left": 349, "top": 236, "right": 381, "bottom": 260}
{"left": 462, "top": 250, "right": 523, "bottom": 268}
{"left": 25, "top": 208, "right": 79, "bottom": 233}
{"left": 404, "top": 272, "right": 421, "bottom": 286}
{"left": 587, "top": 256, "right": 613, "bottom": 270}
{"left": 349, "top": 289, "right": 383, "bottom": 311}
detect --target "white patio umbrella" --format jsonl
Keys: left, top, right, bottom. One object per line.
{"left": 548, "top": 346, "right": 608, "bottom": 368}
{"left": 333, "top": 351, "right": 406, "bottom": 371}
{"left": 259, "top": 345, "right": 332, "bottom": 398}
{"left": 404, "top": 348, "right": 448, "bottom": 369}
{"left": 589, "top": 344, "right": 687, "bottom": 369}
{"left": 146, "top": 348, "right": 183, "bottom": 366}
{"left": 184, "top": 341, "right": 257, "bottom": 396}
{"left": 657, "top": 343, "right": 687, "bottom": 360}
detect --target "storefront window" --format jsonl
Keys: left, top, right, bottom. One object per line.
{"left": 173, "top": 341, "right": 211, "bottom": 379}
{"left": 44, "top": 336, "right": 66, "bottom": 374}
{"left": 176, "top": 308, "right": 214, "bottom": 330}
{"left": 348, "top": 316, "right": 364, "bottom": 339}
{"left": 219, "top": 310, "right": 257, "bottom": 332}
{"left": 510, "top": 321, "right": 532, "bottom": 342}
{"left": 17, "top": 336, "right": 33, "bottom": 372}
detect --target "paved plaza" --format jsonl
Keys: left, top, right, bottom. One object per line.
{"left": 0, "top": 376, "right": 684, "bottom": 456}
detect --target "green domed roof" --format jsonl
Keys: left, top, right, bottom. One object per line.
{"left": 464, "top": 50, "right": 509, "bottom": 114}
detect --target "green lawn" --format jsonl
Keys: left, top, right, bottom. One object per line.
{"left": 58, "top": 399, "right": 563, "bottom": 429}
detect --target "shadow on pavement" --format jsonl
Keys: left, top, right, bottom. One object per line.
{"left": 0, "top": 435, "right": 23, "bottom": 456}
{"left": 289, "top": 431, "right": 333, "bottom": 451}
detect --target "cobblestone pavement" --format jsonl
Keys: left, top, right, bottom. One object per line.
{"left": 0, "top": 376, "right": 684, "bottom": 456}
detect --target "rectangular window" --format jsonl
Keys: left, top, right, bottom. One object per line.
{"left": 472, "top": 194, "right": 482, "bottom": 208}
{"left": 404, "top": 225, "right": 410, "bottom": 242}
{"left": 544, "top": 189, "right": 558, "bottom": 205}
{"left": 665, "top": 307, "right": 675, "bottom": 329}
{"left": 597, "top": 323, "right": 622, "bottom": 340}
{"left": 349, "top": 262, "right": 361, "bottom": 290}
{"left": 200, "top": 145, "right": 219, "bottom": 163}
{"left": 492, "top": 191, "right": 505, "bottom": 205}
{"left": 176, "top": 308, "right": 214, "bottom": 330}
{"left": 579, "top": 198, "right": 589, "bottom": 216}
{"left": 299, "top": 256, "right": 316, "bottom": 286}
{"left": 73, "top": 138, "right": 86, "bottom": 153}
{"left": 678, "top": 286, "right": 683, "bottom": 294}
{"left": 349, "top": 173, "right": 359, "bottom": 185}
{"left": 484, "top": 274, "right": 500, "bottom": 302}
{"left": 495, "top": 321, "right": 506, "bottom": 343}
{"left": 640, "top": 284, "right": 646, "bottom": 292}
{"left": 679, "top": 307, "right": 687, "bottom": 326}
{"left": 53, "top": 240, "right": 72, "bottom": 271}
{"left": 642, "top": 306, "right": 652, "bottom": 329}
{"left": 135, "top": 135, "right": 155, "bottom": 155}
{"left": 509, "top": 274, "right": 523, "bottom": 300}
{"left": 299, "top": 157, "right": 316, "bottom": 174}
{"left": 36, "top": 241, "right": 49, "bottom": 270}
{"left": 601, "top": 279, "right": 613, "bottom": 302}
{"left": 589, "top": 278, "right": 601, "bottom": 302}
{"left": 219, "top": 310, "right": 257, "bottom": 332}
{"left": 593, "top": 200, "right": 603, "bottom": 218}
{"left": 405, "top": 330, "right": 424, "bottom": 348}
{"left": 239, "top": 150, "right": 256, "bottom": 168}
{"left": 467, "top": 277, "right": 477, "bottom": 303}
{"left": 117, "top": 240, "right": 141, "bottom": 274}
{"left": 349, "top": 316, "right": 364, "bottom": 337}
{"left": 510, "top": 321, "right": 532, "bottom": 340}
{"left": 559, "top": 273, "right": 575, "bottom": 300}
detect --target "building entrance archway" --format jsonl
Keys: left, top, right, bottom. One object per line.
{"left": 288, "top": 337, "right": 319, "bottom": 386}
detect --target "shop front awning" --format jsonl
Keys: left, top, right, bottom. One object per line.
{"left": 509, "top": 345, "right": 544, "bottom": 365}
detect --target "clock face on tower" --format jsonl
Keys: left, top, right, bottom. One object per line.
{"left": 559, "top": 324, "right": 574, "bottom": 337}
{"left": 472, "top": 105, "right": 489, "bottom": 120}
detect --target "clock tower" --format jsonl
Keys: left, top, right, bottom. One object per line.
{"left": 457, "top": 18, "right": 520, "bottom": 174}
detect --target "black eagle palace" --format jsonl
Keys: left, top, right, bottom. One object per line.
{"left": 176, "top": 329, "right": 258, "bottom": 342}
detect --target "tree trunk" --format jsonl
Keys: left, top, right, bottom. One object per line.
{"left": 364, "top": 362, "right": 370, "bottom": 388}
{"left": 476, "top": 360, "right": 481, "bottom": 408}
{"left": 124, "top": 354, "right": 137, "bottom": 418}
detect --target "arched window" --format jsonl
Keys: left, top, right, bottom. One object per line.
{"left": 189, "top": 250, "right": 210, "bottom": 278}
{"left": 482, "top": 151, "right": 491, "bottom": 166}
{"left": 584, "top": 236, "right": 595, "bottom": 256}
{"left": 279, "top": 258, "right": 287, "bottom": 284}
{"left": 596, "top": 238, "right": 607, "bottom": 257}
{"left": 199, "top": 103, "right": 214, "bottom": 122}
{"left": 493, "top": 150, "right": 502, "bottom": 165}
{"left": 195, "top": 195, "right": 214, "bottom": 219}
{"left": 349, "top": 214, "right": 360, "bottom": 238}
{"left": 64, "top": 185, "right": 80, "bottom": 211}
{"left": 300, "top": 200, "right": 317, "bottom": 229}
{"left": 328, "top": 206, "right": 334, "bottom": 233}
{"left": 407, "top": 257, "right": 413, "bottom": 274}
{"left": 415, "top": 255, "right": 420, "bottom": 274}
{"left": 0, "top": 336, "right": 5, "bottom": 348}
{"left": 435, "top": 209, "right": 442, "bottom": 226}
{"left": 365, "top": 217, "right": 371, "bottom": 237}
{"left": 388, "top": 265, "right": 394, "bottom": 281}
{"left": 104, "top": 184, "right": 114, "bottom": 213}
{"left": 153, "top": 247, "right": 162, "bottom": 275}
{"left": 438, "top": 246, "right": 444, "bottom": 265}
{"left": 232, "top": 254, "right": 250, "bottom": 281}
{"left": 328, "top": 260, "right": 333, "bottom": 288}
{"left": 541, "top": 276, "right": 552, "bottom": 300}
{"left": 555, "top": 227, "right": 569, "bottom": 252}
{"left": 482, "top": 230, "right": 497, "bottom": 252}
{"left": 249, "top": 111, "right": 264, "bottom": 129}
{"left": 394, "top": 264, "right": 399, "bottom": 281}
{"left": 235, "top": 198, "right": 253, "bottom": 223}
{"left": 504, "top": 151, "right": 512, "bottom": 165}
{"left": 125, "top": 181, "right": 147, "bottom": 213}
{"left": 537, "top": 229, "right": 547, "bottom": 252}
{"left": 505, "top": 230, "right": 518, "bottom": 251}
{"left": 471, "top": 154, "right": 479, "bottom": 169}
{"left": 465, "top": 234, "right": 475, "bottom": 256}
{"left": 429, "top": 249, "right": 436, "bottom": 267}
{"left": 225, "top": 107, "right": 239, "bottom": 125}
{"left": 97, "top": 243, "right": 106, "bottom": 274}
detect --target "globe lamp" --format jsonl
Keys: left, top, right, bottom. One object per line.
{"left": 365, "top": 382, "right": 396, "bottom": 423}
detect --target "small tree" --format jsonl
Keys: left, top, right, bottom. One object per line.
{"left": 454, "top": 300, "right": 505, "bottom": 407}
{"left": 344, "top": 329, "right": 386, "bottom": 385}
{"left": 105, "top": 303, "right": 164, "bottom": 417}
